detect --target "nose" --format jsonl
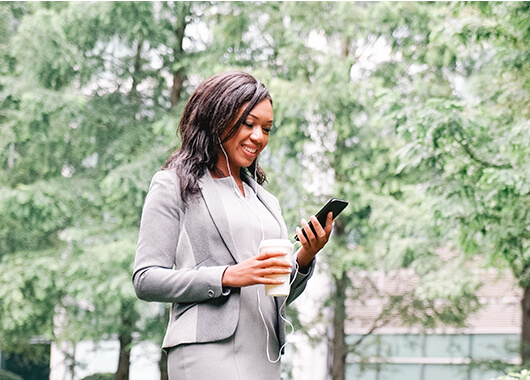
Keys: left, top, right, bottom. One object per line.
{"left": 250, "top": 126, "right": 264, "bottom": 143}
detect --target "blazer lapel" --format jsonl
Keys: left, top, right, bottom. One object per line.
{"left": 199, "top": 172, "right": 240, "bottom": 263}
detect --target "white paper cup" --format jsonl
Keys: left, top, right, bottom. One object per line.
{"left": 259, "top": 239, "right": 293, "bottom": 297}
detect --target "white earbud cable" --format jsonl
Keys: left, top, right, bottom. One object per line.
{"left": 257, "top": 256, "right": 299, "bottom": 363}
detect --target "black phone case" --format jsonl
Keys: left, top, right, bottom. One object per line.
{"left": 294, "top": 198, "right": 349, "bottom": 241}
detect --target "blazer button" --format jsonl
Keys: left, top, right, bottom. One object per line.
{"left": 207, "top": 289, "right": 215, "bottom": 297}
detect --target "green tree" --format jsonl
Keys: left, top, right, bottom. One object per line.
{"left": 0, "top": 2, "right": 292, "bottom": 378}
{"left": 258, "top": 3, "right": 484, "bottom": 379}
{"left": 0, "top": 2, "right": 192, "bottom": 378}
{"left": 373, "top": 1, "right": 530, "bottom": 366}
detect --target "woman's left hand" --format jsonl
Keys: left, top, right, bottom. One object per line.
{"left": 295, "top": 212, "right": 333, "bottom": 268}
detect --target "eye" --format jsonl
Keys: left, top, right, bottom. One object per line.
{"left": 263, "top": 127, "right": 271, "bottom": 134}
{"left": 243, "top": 121, "right": 254, "bottom": 128}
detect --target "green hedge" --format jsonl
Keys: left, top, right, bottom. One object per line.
{"left": 80, "top": 374, "right": 114, "bottom": 380}
{"left": 0, "top": 371, "right": 23, "bottom": 380}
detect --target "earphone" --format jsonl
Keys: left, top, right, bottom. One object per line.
{"left": 219, "top": 138, "right": 244, "bottom": 198}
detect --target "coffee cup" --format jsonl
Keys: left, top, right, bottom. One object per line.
{"left": 259, "top": 239, "right": 293, "bottom": 297}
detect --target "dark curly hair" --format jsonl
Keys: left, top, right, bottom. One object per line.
{"left": 164, "top": 71, "right": 272, "bottom": 201}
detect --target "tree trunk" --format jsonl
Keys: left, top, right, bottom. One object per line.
{"left": 115, "top": 332, "right": 132, "bottom": 380}
{"left": 131, "top": 38, "right": 144, "bottom": 99}
{"left": 171, "top": 72, "right": 185, "bottom": 109}
{"left": 521, "top": 283, "right": 530, "bottom": 365}
{"left": 170, "top": 3, "right": 191, "bottom": 109}
{"left": 341, "top": 35, "right": 350, "bottom": 60}
{"left": 330, "top": 272, "right": 348, "bottom": 380}
{"left": 328, "top": 32, "right": 352, "bottom": 380}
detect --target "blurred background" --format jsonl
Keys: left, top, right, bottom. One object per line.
{"left": 0, "top": 2, "right": 528, "bottom": 380}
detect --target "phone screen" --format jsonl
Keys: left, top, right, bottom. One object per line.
{"left": 294, "top": 198, "right": 348, "bottom": 241}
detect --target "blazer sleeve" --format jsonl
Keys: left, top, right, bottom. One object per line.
{"left": 132, "top": 170, "right": 228, "bottom": 304}
{"left": 285, "top": 248, "right": 316, "bottom": 305}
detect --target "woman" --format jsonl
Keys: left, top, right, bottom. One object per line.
{"left": 132, "top": 71, "right": 333, "bottom": 379}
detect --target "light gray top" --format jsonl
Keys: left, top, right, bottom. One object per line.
{"left": 215, "top": 176, "right": 284, "bottom": 375}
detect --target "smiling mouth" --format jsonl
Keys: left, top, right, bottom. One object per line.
{"left": 242, "top": 145, "right": 258, "bottom": 154}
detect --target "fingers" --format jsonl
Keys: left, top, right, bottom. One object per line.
{"left": 223, "top": 253, "right": 292, "bottom": 287}
{"left": 256, "top": 252, "right": 292, "bottom": 275}
{"left": 262, "top": 276, "right": 288, "bottom": 285}
{"left": 309, "top": 215, "right": 328, "bottom": 239}
{"left": 257, "top": 251, "right": 292, "bottom": 268}
{"left": 296, "top": 218, "right": 317, "bottom": 246}
{"left": 321, "top": 212, "right": 334, "bottom": 234}
{"left": 295, "top": 212, "right": 333, "bottom": 267}
{"left": 258, "top": 258, "right": 292, "bottom": 272}
{"left": 299, "top": 213, "right": 333, "bottom": 243}
{"left": 253, "top": 255, "right": 292, "bottom": 285}
{"left": 295, "top": 226, "right": 307, "bottom": 245}
{"left": 257, "top": 249, "right": 290, "bottom": 260}
{"left": 300, "top": 218, "right": 313, "bottom": 241}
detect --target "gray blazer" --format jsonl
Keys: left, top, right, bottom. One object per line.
{"left": 132, "top": 169, "right": 314, "bottom": 349}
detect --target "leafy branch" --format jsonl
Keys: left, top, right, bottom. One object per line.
{"left": 455, "top": 137, "right": 512, "bottom": 170}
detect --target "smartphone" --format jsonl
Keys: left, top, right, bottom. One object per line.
{"left": 294, "top": 198, "right": 349, "bottom": 241}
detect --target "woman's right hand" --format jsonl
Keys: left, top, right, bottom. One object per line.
{"left": 221, "top": 251, "right": 293, "bottom": 288}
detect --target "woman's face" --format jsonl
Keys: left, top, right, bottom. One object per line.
{"left": 218, "top": 98, "right": 273, "bottom": 176}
